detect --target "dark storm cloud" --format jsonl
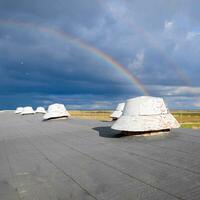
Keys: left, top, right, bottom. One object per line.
{"left": 0, "top": 0, "right": 200, "bottom": 109}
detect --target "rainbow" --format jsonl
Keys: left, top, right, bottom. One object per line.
{"left": 0, "top": 20, "right": 149, "bottom": 95}
{"left": 100, "top": 4, "right": 191, "bottom": 86}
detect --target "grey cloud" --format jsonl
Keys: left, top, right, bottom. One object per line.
{"left": 0, "top": 0, "right": 200, "bottom": 109}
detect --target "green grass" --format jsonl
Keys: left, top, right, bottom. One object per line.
{"left": 172, "top": 111, "right": 200, "bottom": 129}
{"left": 180, "top": 123, "right": 200, "bottom": 129}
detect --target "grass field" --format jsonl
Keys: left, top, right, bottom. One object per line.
{"left": 69, "top": 110, "right": 200, "bottom": 129}
{"left": 172, "top": 111, "right": 200, "bottom": 129}
{"left": 69, "top": 110, "right": 113, "bottom": 121}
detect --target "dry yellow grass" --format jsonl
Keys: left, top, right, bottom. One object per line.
{"left": 172, "top": 111, "right": 200, "bottom": 123}
{"left": 69, "top": 110, "right": 113, "bottom": 121}
{"left": 69, "top": 110, "right": 200, "bottom": 128}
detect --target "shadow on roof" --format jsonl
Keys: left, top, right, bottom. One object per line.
{"left": 93, "top": 126, "right": 125, "bottom": 138}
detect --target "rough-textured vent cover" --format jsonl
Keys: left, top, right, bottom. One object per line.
{"left": 35, "top": 107, "right": 46, "bottom": 114}
{"left": 112, "top": 96, "right": 180, "bottom": 132}
{"left": 43, "top": 103, "right": 70, "bottom": 120}
{"left": 123, "top": 96, "right": 168, "bottom": 116}
{"left": 15, "top": 107, "right": 23, "bottom": 114}
{"left": 21, "top": 107, "right": 35, "bottom": 115}
{"left": 110, "top": 102, "right": 125, "bottom": 119}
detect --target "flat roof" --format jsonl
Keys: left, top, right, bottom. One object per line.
{"left": 0, "top": 111, "right": 200, "bottom": 200}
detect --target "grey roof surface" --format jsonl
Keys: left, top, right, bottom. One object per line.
{"left": 0, "top": 111, "right": 200, "bottom": 200}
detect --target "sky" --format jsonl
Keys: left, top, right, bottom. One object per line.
{"left": 0, "top": 0, "right": 200, "bottom": 110}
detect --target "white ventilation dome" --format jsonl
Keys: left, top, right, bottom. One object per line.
{"left": 111, "top": 96, "right": 180, "bottom": 132}
{"left": 43, "top": 103, "right": 70, "bottom": 120}
{"left": 35, "top": 107, "right": 46, "bottom": 114}
{"left": 15, "top": 107, "right": 23, "bottom": 114}
{"left": 21, "top": 106, "right": 35, "bottom": 115}
{"left": 110, "top": 102, "right": 125, "bottom": 119}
